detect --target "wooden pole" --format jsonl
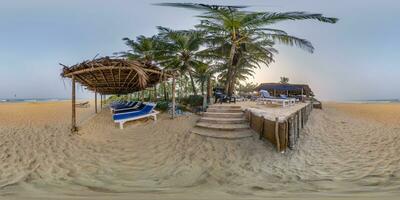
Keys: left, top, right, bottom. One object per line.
{"left": 260, "top": 116, "right": 265, "bottom": 140}
{"left": 275, "top": 117, "right": 280, "bottom": 152}
{"left": 95, "top": 89, "right": 98, "bottom": 113}
{"left": 171, "top": 73, "right": 176, "bottom": 119}
{"left": 71, "top": 76, "right": 77, "bottom": 132}
{"left": 100, "top": 94, "right": 103, "bottom": 110}
{"left": 154, "top": 85, "right": 157, "bottom": 102}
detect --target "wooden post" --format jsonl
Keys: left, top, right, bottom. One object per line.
{"left": 154, "top": 85, "right": 157, "bottom": 102}
{"left": 100, "top": 94, "right": 103, "bottom": 110}
{"left": 171, "top": 73, "right": 176, "bottom": 119}
{"left": 275, "top": 117, "right": 280, "bottom": 152}
{"left": 260, "top": 116, "right": 265, "bottom": 140}
{"left": 95, "top": 89, "right": 97, "bottom": 113}
{"left": 71, "top": 76, "right": 77, "bottom": 132}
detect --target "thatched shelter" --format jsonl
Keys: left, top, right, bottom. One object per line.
{"left": 256, "top": 83, "right": 314, "bottom": 97}
{"left": 60, "top": 57, "right": 173, "bottom": 132}
{"left": 61, "top": 57, "right": 167, "bottom": 95}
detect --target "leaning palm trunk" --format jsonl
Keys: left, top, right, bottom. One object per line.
{"left": 201, "top": 81, "right": 205, "bottom": 95}
{"left": 225, "top": 42, "right": 237, "bottom": 96}
{"left": 187, "top": 70, "right": 198, "bottom": 95}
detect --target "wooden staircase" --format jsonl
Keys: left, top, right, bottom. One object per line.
{"left": 191, "top": 105, "right": 254, "bottom": 139}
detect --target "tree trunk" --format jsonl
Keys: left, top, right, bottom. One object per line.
{"left": 225, "top": 42, "right": 237, "bottom": 95}
{"left": 228, "top": 67, "right": 238, "bottom": 96}
{"left": 201, "top": 81, "right": 205, "bottom": 95}
{"left": 188, "top": 70, "right": 197, "bottom": 95}
{"left": 206, "top": 75, "right": 212, "bottom": 104}
{"left": 163, "top": 82, "right": 167, "bottom": 101}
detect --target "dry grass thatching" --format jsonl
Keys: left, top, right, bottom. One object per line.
{"left": 60, "top": 57, "right": 169, "bottom": 95}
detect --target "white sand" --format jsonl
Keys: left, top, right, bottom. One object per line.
{"left": 0, "top": 101, "right": 399, "bottom": 199}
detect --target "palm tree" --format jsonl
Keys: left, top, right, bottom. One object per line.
{"left": 280, "top": 77, "right": 289, "bottom": 84}
{"left": 118, "top": 35, "right": 170, "bottom": 100}
{"left": 156, "top": 27, "right": 205, "bottom": 95}
{"left": 118, "top": 35, "right": 161, "bottom": 65}
{"left": 156, "top": 3, "right": 338, "bottom": 96}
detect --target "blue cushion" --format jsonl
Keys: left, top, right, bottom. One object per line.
{"left": 113, "top": 104, "right": 155, "bottom": 121}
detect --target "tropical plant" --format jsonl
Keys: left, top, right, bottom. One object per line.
{"left": 280, "top": 77, "right": 289, "bottom": 84}
{"left": 156, "top": 27, "right": 205, "bottom": 95}
{"left": 156, "top": 3, "right": 338, "bottom": 96}
{"left": 237, "top": 82, "right": 258, "bottom": 95}
{"left": 118, "top": 35, "right": 161, "bottom": 65}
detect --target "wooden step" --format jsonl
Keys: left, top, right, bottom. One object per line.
{"left": 196, "top": 122, "right": 250, "bottom": 131}
{"left": 208, "top": 105, "right": 241, "bottom": 109}
{"left": 206, "top": 108, "right": 243, "bottom": 113}
{"left": 203, "top": 112, "right": 244, "bottom": 118}
{"left": 199, "top": 117, "right": 247, "bottom": 124}
{"left": 191, "top": 127, "right": 254, "bottom": 139}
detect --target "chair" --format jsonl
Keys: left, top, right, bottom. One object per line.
{"left": 113, "top": 103, "right": 159, "bottom": 129}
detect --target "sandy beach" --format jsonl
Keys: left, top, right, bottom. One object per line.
{"left": 0, "top": 101, "right": 399, "bottom": 199}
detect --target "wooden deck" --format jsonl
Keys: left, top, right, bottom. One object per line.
{"left": 236, "top": 101, "right": 314, "bottom": 152}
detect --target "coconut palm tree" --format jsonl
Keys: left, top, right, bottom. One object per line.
{"left": 118, "top": 35, "right": 161, "bottom": 65}
{"left": 156, "top": 27, "right": 205, "bottom": 95}
{"left": 156, "top": 3, "right": 338, "bottom": 96}
{"left": 280, "top": 77, "right": 289, "bottom": 84}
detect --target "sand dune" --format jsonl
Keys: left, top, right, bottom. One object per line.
{"left": 0, "top": 101, "right": 399, "bottom": 199}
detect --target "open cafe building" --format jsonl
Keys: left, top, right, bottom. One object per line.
{"left": 61, "top": 57, "right": 175, "bottom": 132}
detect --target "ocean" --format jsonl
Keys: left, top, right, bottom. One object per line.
{"left": 0, "top": 98, "right": 70, "bottom": 103}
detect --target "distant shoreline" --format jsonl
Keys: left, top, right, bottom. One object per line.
{"left": 0, "top": 98, "right": 90, "bottom": 103}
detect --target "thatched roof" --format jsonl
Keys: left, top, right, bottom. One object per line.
{"left": 61, "top": 57, "right": 168, "bottom": 95}
{"left": 256, "top": 83, "right": 314, "bottom": 96}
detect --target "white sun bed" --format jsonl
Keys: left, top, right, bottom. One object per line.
{"left": 112, "top": 103, "right": 159, "bottom": 129}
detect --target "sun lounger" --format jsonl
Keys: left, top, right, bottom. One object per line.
{"left": 110, "top": 101, "right": 137, "bottom": 113}
{"left": 257, "top": 90, "right": 295, "bottom": 107}
{"left": 113, "top": 102, "right": 145, "bottom": 114}
{"left": 113, "top": 103, "right": 159, "bottom": 129}
{"left": 75, "top": 101, "right": 90, "bottom": 108}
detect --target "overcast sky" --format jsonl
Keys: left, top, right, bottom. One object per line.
{"left": 0, "top": 0, "right": 399, "bottom": 101}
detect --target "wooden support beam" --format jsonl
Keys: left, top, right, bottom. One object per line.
{"left": 95, "top": 89, "right": 98, "bottom": 113}
{"left": 122, "top": 69, "right": 134, "bottom": 88}
{"left": 63, "top": 66, "right": 166, "bottom": 77}
{"left": 171, "top": 74, "right": 176, "bottom": 119}
{"left": 71, "top": 76, "right": 77, "bottom": 133}
{"left": 100, "top": 94, "right": 103, "bottom": 110}
{"left": 260, "top": 116, "right": 265, "bottom": 140}
{"left": 110, "top": 69, "right": 116, "bottom": 87}
{"left": 100, "top": 70, "right": 111, "bottom": 87}
{"left": 118, "top": 69, "right": 121, "bottom": 87}
{"left": 126, "top": 73, "right": 138, "bottom": 88}
{"left": 275, "top": 117, "right": 280, "bottom": 152}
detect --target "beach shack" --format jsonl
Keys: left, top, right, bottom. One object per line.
{"left": 256, "top": 83, "right": 314, "bottom": 98}
{"left": 60, "top": 57, "right": 174, "bottom": 132}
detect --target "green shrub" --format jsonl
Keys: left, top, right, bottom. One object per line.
{"left": 156, "top": 101, "right": 169, "bottom": 111}
{"left": 187, "top": 95, "right": 204, "bottom": 107}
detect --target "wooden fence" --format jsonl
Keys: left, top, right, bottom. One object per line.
{"left": 244, "top": 102, "right": 313, "bottom": 152}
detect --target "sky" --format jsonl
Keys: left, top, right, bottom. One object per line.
{"left": 0, "top": 0, "right": 399, "bottom": 101}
